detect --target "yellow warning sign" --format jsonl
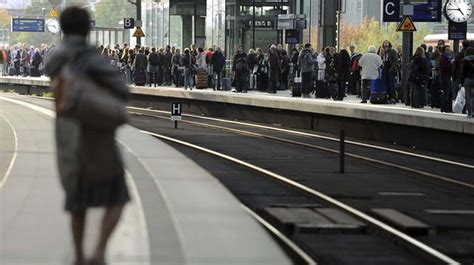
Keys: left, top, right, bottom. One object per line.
{"left": 133, "top": 27, "right": 145, "bottom": 38}
{"left": 49, "top": 7, "right": 58, "bottom": 18}
{"left": 396, "top": 16, "right": 417, "bottom": 32}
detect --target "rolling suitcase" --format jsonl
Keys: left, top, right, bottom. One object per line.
{"left": 315, "top": 80, "right": 330, "bottom": 98}
{"left": 30, "top": 67, "right": 41, "bottom": 77}
{"left": 196, "top": 69, "right": 207, "bottom": 89}
{"left": 8, "top": 64, "right": 16, "bottom": 76}
{"left": 329, "top": 82, "right": 338, "bottom": 100}
{"left": 370, "top": 79, "right": 388, "bottom": 104}
{"left": 133, "top": 69, "right": 147, "bottom": 86}
{"left": 292, "top": 71, "right": 302, "bottom": 97}
{"left": 429, "top": 79, "right": 442, "bottom": 108}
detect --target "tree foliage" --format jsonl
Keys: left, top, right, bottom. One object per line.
{"left": 339, "top": 17, "right": 433, "bottom": 53}
{"left": 0, "top": 8, "right": 11, "bottom": 28}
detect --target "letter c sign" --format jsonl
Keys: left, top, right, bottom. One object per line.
{"left": 383, "top": 0, "right": 400, "bottom": 22}
{"left": 385, "top": 2, "right": 395, "bottom": 15}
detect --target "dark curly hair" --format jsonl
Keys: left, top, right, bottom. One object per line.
{"left": 60, "top": 6, "right": 91, "bottom": 37}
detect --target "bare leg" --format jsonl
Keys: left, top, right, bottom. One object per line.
{"left": 91, "top": 205, "right": 124, "bottom": 264}
{"left": 71, "top": 212, "right": 86, "bottom": 264}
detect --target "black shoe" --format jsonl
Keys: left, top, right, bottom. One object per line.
{"left": 360, "top": 100, "right": 367, "bottom": 103}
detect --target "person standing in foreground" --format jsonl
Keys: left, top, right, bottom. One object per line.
{"left": 45, "top": 7, "right": 130, "bottom": 265}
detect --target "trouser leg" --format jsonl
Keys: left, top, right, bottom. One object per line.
{"left": 465, "top": 80, "right": 474, "bottom": 117}
{"left": 215, "top": 72, "right": 221, "bottom": 90}
{"left": 361, "top": 79, "right": 370, "bottom": 102}
{"left": 302, "top": 71, "right": 312, "bottom": 95}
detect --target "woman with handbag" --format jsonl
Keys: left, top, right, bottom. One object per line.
{"left": 408, "top": 47, "right": 431, "bottom": 108}
{"left": 45, "top": 7, "right": 130, "bottom": 265}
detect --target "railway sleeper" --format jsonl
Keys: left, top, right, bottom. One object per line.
{"left": 263, "top": 207, "right": 367, "bottom": 235}
{"left": 371, "top": 208, "right": 432, "bottom": 236}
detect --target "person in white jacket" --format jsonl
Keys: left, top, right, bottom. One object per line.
{"left": 359, "top": 45, "right": 383, "bottom": 103}
{"left": 197, "top": 47, "right": 207, "bottom": 70}
{"left": 317, "top": 48, "right": 326, "bottom": 81}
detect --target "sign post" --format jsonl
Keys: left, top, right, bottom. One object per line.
{"left": 171, "top": 102, "right": 182, "bottom": 129}
{"left": 399, "top": 0, "right": 415, "bottom": 105}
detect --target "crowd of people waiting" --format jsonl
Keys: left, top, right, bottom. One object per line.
{"left": 0, "top": 44, "right": 50, "bottom": 77}
{"left": 1, "top": 38, "right": 473, "bottom": 117}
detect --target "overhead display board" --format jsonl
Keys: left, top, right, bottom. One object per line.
{"left": 11, "top": 18, "right": 45, "bottom": 32}
{"left": 383, "top": 0, "right": 442, "bottom": 22}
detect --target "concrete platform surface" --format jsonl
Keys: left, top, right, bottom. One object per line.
{"left": 0, "top": 95, "right": 292, "bottom": 265}
{"left": 1, "top": 76, "right": 472, "bottom": 135}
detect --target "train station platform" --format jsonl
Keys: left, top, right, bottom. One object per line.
{"left": 1, "top": 76, "right": 472, "bottom": 136}
{"left": 0, "top": 94, "right": 292, "bottom": 265}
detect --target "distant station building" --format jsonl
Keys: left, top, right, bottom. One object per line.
{"left": 133, "top": 0, "right": 343, "bottom": 57}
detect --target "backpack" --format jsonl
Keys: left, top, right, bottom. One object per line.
{"left": 298, "top": 52, "right": 308, "bottom": 69}
{"left": 408, "top": 60, "right": 422, "bottom": 85}
{"left": 351, "top": 56, "right": 361, "bottom": 72}
{"left": 235, "top": 57, "right": 247, "bottom": 72}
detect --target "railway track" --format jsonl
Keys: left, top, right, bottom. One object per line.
{"left": 127, "top": 106, "right": 474, "bottom": 264}
{"left": 4, "top": 95, "right": 474, "bottom": 264}
{"left": 128, "top": 107, "right": 474, "bottom": 189}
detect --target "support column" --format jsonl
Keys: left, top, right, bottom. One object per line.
{"left": 318, "top": 0, "right": 337, "bottom": 49}
{"left": 194, "top": 16, "right": 206, "bottom": 48}
{"left": 181, "top": 15, "right": 193, "bottom": 49}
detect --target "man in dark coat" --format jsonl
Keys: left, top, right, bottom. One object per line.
{"left": 382, "top": 40, "right": 399, "bottom": 104}
{"left": 45, "top": 7, "right": 129, "bottom": 265}
{"left": 133, "top": 48, "right": 148, "bottom": 71}
{"left": 268, "top": 45, "right": 281, "bottom": 93}
{"left": 163, "top": 45, "right": 173, "bottom": 85}
{"left": 232, "top": 44, "right": 248, "bottom": 93}
{"left": 210, "top": 46, "right": 226, "bottom": 91}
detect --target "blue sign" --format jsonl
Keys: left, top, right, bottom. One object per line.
{"left": 448, "top": 21, "right": 467, "bottom": 40}
{"left": 11, "top": 18, "right": 45, "bottom": 32}
{"left": 124, "top": 18, "right": 135, "bottom": 29}
{"left": 285, "top": 29, "right": 300, "bottom": 44}
{"left": 383, "top": 0, "right": 442, "bottom": 22}
{"left": 413, "top": 1, "right": 442, "bottom": 22}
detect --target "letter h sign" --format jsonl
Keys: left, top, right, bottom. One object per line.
{"left": 171, "top": 102, "right": 182, "bottom": 121}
